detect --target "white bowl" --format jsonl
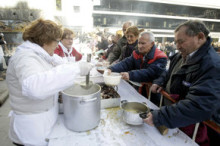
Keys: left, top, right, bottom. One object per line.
{"left": 103, "top": 72, "right": 121, "bottom": 86}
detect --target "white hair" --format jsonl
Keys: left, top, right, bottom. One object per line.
{"left": 140, "top": 31, "right": 155, "bottom": 42}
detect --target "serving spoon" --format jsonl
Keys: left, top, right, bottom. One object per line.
{"left": 127, "top": 80, "right": 142, "bottom": 87}
{"left": 80, "top": 54, "right": 93, "bottom": 89}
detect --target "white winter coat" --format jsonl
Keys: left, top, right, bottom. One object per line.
{"left": 6, "top": 41, "right": 81, "bottom": 146}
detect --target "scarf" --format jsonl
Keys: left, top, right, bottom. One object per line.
{"left": 59, "top": 42, "right": 73, "bottom": 57}
{"left": 125, "top": 40, "right": 138, "bottom": 58}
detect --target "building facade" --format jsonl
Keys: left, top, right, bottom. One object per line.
{"left": 93, "top": 0, "right": 220, "bottom": 42}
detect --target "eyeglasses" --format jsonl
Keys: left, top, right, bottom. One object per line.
{"left": 64, "top": 38, "right": 74, "bottom": 41}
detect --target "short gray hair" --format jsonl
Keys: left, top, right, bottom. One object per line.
{"left": 139, "top": 31, "right": 155, "bottom": 42}
{"left": 124, "top": 21, "right": 133, "bottom": 27}
{"left": 175, "top": 20, "right": 210, "bottom": 38}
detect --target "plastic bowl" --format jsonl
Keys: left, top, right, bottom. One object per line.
{"left": 103, "top": 72, "right": 121, "bottom": 86}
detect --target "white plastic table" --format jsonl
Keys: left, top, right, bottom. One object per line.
{"left": 48, "top": 76, "right": 198, "bottom": 146}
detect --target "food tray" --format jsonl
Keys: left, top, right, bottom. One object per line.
{"left": 99, "top": 83, "right": 121, "bottom": 109}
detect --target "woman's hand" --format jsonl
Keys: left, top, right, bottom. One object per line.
{"left": 79, "top": 62, "right": 93, "bottom": 76}
{"left": 103, "top": 69, "right": 111, "bottom": 76}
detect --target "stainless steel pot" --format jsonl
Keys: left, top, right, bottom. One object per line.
{"left": 62, "top": 84, "right": 101, "bottom": 132}
{"left": 121, "top": 100, "right": 149, "bottom": 125}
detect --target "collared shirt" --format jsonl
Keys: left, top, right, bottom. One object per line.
{"left": 185, "top": 49, "right": 198, "bottom": 63}
{"left": 165, "top": 49, "right": 198, "bottom": 93}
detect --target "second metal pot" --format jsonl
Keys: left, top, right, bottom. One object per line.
{"left": 121, "top": 100, "right": 150, "bottom": 125}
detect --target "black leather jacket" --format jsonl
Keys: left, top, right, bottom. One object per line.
{"left": 152, "top": 37, "right": 220, "bottom": 128}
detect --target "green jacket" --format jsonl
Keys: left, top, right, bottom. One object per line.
{"left": 107, "top": 36, "right": 127, "bottom": 64}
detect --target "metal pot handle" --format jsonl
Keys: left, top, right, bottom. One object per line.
{"left": 120, "top": 100, "right": 127, "bottom": 108}
{"left": 80, "top": 97, "right": 98, "bottom": 104}
{"left": 139, "top": 112, "right": 148, "bottom": 119}
{"left": 139, "top": 112, "right": 168, "bottom": 135}
{"left": 139, "top": 108, "right": 153, "bottom": 118}
{"left": 142, "top": 102, "right": 147, "bottom": 106}
{"left": 121, "top": 100, "right": 127, "bottom": 104}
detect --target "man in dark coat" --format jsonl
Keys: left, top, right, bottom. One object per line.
{"left": 108, "top": 31, "right": 167, "bottom": 103}
{"left": 108, "top": 22, "right": 132, "bottom": 64}
{"left": 147, "top": 20, "right": 220, "bottom": 146}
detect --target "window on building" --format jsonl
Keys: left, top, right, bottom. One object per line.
{"left": 56, "top": 0, "right": 62, "bottom": 11}
{"left": 145, "top": 22, "right": 149, "bottom": 27}
{"left": 163, "top": 21, "right": 167, "bottom": 28}
{"left": 103, "top": 17, "right": 107, "bottom": 25}
{"left": 73, "top": 6, "right": 80, "bottom": 13}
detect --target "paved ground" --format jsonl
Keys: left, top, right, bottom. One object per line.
{"left": 0, "top": 80, "right": 14, "bottom": 146}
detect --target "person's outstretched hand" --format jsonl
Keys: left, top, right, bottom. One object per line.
{"left": 103, "top": 69, "right": 111, "bottom": 76}
{"left": 151, "top": 84, "right": 162, "bottom": 93}
{"left": 143, "top": 112, "right": 154, "bottom": 126}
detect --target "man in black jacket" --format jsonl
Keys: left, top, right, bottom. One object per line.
{"left": 145, "top": 20, "right": 220, "bottom": 146}
{"left": 108, "top": 21, "right": 132, "bottom": 64}
{"left": 108, "top": 31, "right": 167, "bottom": 105}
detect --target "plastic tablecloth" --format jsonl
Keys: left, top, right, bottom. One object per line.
{"left": 48, "top": 77, "right": 198, "bottom": 146}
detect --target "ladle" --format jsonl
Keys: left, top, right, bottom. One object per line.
{"left": 80, "top": 54, "right": 93, "bottom": 89}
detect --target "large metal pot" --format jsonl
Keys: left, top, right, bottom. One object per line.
{"left": 121, "top": 100, "right": 149, "bottom": 125}
{"left": 62, "top": 84, "right": 101, "bottom": 132}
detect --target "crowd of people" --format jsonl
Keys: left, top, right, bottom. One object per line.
{"left": 0, "top": 33, "right": 7, "bottom": 81}
{"left": 3, "top": 18, "right": 220, "bottom": 146}
{"left": 90, "top": 28, "right": 178, "bottom": 64}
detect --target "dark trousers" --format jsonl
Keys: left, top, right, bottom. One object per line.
{"left": 207, "top": 126, "right": 220, "bottom": 146}
{"left": 180, "top": 123, "right": 210, "bottom": 146}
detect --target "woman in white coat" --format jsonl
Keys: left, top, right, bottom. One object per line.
{"left": 6, "top": 19, "right": 92, "bottom": 146}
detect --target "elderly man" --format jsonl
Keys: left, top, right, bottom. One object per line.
{"left": 148, "top": 20, "right": 220, "bottom": 146}
{"left": 108, "top": 21, "right": 132, "bottom": 64}
{"left": 108, "top": 31, "right": 167, "bottom": 100}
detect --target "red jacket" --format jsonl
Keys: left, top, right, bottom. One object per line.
{"left": 54, "top": 45, "right": 82, "bottom": 61}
